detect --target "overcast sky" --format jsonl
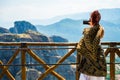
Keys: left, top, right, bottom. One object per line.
{"left": 0, "top": 0, "right": 120, "bottom": 28}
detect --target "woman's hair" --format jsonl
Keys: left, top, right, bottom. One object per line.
{"left": 90, "top": 10, "right": 101, "bottom": 25}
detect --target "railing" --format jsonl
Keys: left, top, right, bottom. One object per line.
{"left": 101, "top": 42, "right": 120, "bottom": 80}
{"left": 0, "top": 42, "right": 120, "bottom": 80}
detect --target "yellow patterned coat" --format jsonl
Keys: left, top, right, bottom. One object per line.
{"left": 77, "top": 24, "right": 107, "bottom": 77}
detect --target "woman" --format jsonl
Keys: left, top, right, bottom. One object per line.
{"left": 77, "top": 10, "right": 107, "bottom": 80}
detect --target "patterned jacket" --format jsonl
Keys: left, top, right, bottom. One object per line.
{"left": 77, "top": 24, "right": 107, "bottom": 77}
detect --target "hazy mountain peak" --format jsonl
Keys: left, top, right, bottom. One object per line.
{"left": 9, "top": 20, "right": 37, "bottom": 34}
{"left": 0, "top": 27, "right": 10, "bottom": 33}
{"left": 60, "top": 18, "right": 75, "bottom": 22}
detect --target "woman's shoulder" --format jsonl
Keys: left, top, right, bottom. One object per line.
{"left": 97, "top": 25, "right": 104, "bottom": 38}
{"left": 83, "top": 27, "right": 91, "bottom": 33}
{"left": 84, "top": 28, "right": 90, "bottom": 32}
{"left": 99, "top": 25, "right": 104, "bottom": 30}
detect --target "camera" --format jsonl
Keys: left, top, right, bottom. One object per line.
{"left": 83, "top": 20, "right": 90, "bottom": 25}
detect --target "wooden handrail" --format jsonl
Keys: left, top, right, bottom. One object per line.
{"left": 101, "top": 42, "right": 120, "bottom": 45}
{"left": 0, "top": 42, "right": 120, "bottom": 46}
{"left": 0, "top": 42, "right": 78, "bottom": 46}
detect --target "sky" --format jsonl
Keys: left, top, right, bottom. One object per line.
{"left": 0, "top": 0, "right": 120, "bottom": 28}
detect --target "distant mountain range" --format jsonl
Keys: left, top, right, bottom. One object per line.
{"left": 36, "top": 8, "right": 120, "bottom": 42}
{"left": 33, "top": 8, "right": 120, "bottom": 25}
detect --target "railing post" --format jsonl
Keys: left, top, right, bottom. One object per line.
{"left": 21, "top": 43, "right": 27, "bottom": 80}
{"left": 109, "top": 43, "right": 116, "bottom": 80}
{"left": 76, "top": 51, "right": 80, "bottom": 80}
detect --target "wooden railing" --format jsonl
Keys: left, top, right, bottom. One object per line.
{"left": 101, "top": 42, "right": 120, "bottom": 80}
{"left": 0, "top": 42, "right": 120, "bottom": 80}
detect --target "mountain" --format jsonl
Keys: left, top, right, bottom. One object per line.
{"left": 33, "top": 8, "right": 120, "bottom": 26}
{"left": 0, "top": 21, "right": 76, "bottom": 80}
{"left": 60, "top": 8, "right": 120, "bottom": 22}
{"left": 36, "top": 8, "right": 120, "bottom": 42}
{"left": 0, "top": 27, "right": 10, "bottom": 33}
{"left": 36, "top": 18, "right": 84, "bottom": 42}
{"left": 9, "top": 21, "right": 37, "bottom": 34}
{"left": 36, "top": 18, "right": 120, "bottom": 42}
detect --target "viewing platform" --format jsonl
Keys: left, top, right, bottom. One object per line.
{"left": 0, "top": 42, "right": 120, "bottom": 80}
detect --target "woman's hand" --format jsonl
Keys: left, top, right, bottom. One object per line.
{"left": 89, "top": 21, "right": 93, "bottom": 27}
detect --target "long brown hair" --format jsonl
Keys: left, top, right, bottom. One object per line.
{"left": 90, "top": 10, "right": 101, "bottom": 26}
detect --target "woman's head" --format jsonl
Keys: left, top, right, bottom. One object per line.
{"left": 90, "top": 10, "right": 101, "bottom": 26}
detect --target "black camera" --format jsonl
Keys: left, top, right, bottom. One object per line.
{"left": 83, "top": 20, "right": 90, "bottom": 25}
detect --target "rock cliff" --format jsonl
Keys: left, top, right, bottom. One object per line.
{"left": 9, "top": 21, "right": 37, "bottom": 34}
{"left": 0, "top": 21, "right": 76, "bottom": 80}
